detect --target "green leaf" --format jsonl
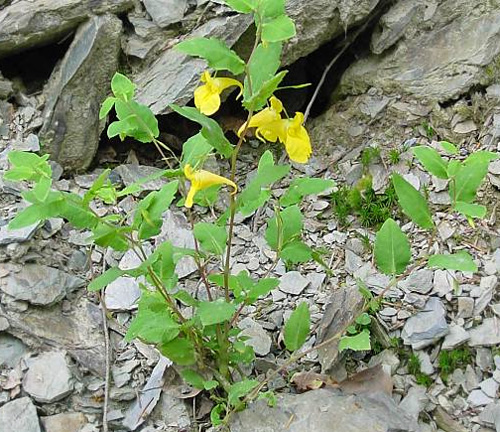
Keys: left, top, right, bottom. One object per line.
{"left": 210, "top": 404, "right": 226, "bottom": 426}
{"left": 197, "top": 299, "right": 236, "bottom": 326}
{"left": 31, "top": 176, "right": 52, "bottom": 202}
{"left": 374, "top": 218, "right": 411, "bottom": 275}
{"left": 259, "top": 0, "right": 285, "bottom": 18}
{"left": 125, "top": 291, "right": 180, "bottom": 344}
{"left": 261, "top": 15, "right": 296, "bottom": 43}
{"left": 281, "top": 240, "right": 312, "bottom": 263}
{"left": 284, "top": 302, "right": 310, "bottom": 351}
{"left": 449, "top": 153, "right": 496, "bottom": 204}
{"left": 224, "top": 0, "right": 256, "bottom": 13}
{"left": 447, "top": 160, "right": 461, "bottom": 177}
{"left": 281, "top": 177, "right": 335, "bottom": 207}
{"left": 193, "top": 222, "right": 227, "bottom": 255}
{"left": 170, "top": 105, "right": 233, "bottom": 158}
{"left": 181, "top": 133, "right": 213, "bottom": 168}
{"left": 355, "top": 313, "right": 371, "bottom": 326}
{"left": 88, "top": 267, "right": 125, "bottom": 292}
{"left": 243, "top": 42, "right": 282, "bottom": 111}
{"left": 5, "top": 151, "right": 51, "bottom": 182}
{"left": 113, "top": 100, "right": 159, "bottom": 143}
{"left": 392, "top": 173, "right": 434, "bottom": 229}
{"left": 180, "top": 369, "right": 206, "bottom": 390}
{"left": 176, "top": 37, "right": 245, "bottom": 75}
{"left": 228, "top": 379, "right": 259, "bottom": 407}
{"left": 91, "top": 223, "right": 130, "bottom": 251}
{"left": 244, "top": 71, "right": 287, "bottom": 112}
{"left": 246, "top": 277, "right": 279, "bottom": 303}
{"left": 156, "top": 241, "right": 178, "bottom": 290}
{"left": 412, "top": 146, "right": 448, "bottom": 179}
{"left": 428, "top": 251, "right": 477, "bottom": 272}
{"left": 439, "top": 141, "right": 458, "bottom": 155}
{"left": 339, "top": 330, "right": 371, "bottom": 352}
{"left": 265, "top": 205, "right": 303, "bottom": 250}
{"left": 159, "top": 337, "right": 196, "bottom": 365}
{"left": 99, "top": 96, "right": 116, "bottom": 119}
{"left": 111, "top": 72, "right": 135, "bottom": 101}
{"left": 454, "top": 201, "right": 487, "bottom": 219}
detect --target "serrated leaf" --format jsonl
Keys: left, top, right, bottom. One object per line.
{"left": 261, "top": 15, "right": 296, "bottom": 43}
{"left": 281, "top": 177, "right": 335, "bottom": 207}
{"left": 111, "top": 72, "right": 135, "bottom": 101}
{"left": 339, "top": 330, "right": 371, "bottom": 352}
{"left": 197, "top": 300, "right": 236, "bottom": 326}
{"left": 99, "top": 96, "right": 116, "bottom": 119}
{"left": 170, "top": 105, "right": 233, "bottom": 158}
{"left": 428, "top": 251, "right": 477, "bottom": 272}
{"left": 374, "top": 218, "right": 411, "bottom": 275}
{"left": 176, "top": 37, "right": 245, "bottom": 75}
{"left": 412, "top": 146, "right": 448, "bottom": 179}
{"left": 88, "top": 267, "right": 125, "bottom": 292}
{"left": 355, "top": 313, "right": 371, "bottom": 326}
{"left": 193, "top": 222, "right": 227, "bottom": 255}
{"left": 439, "top": 141, "right": 458, "bottom": 154}
{"left": 392, "top": 173, "right": 434, "bottom": 229}
{"left": 284, "top": 302, "right": 310, "bottom": 351}
{"left": 159, "top": 337, "right": 196, "bottom": 365}
{"left": 454, "top": 201, "right": 487, "bottom": 219}
{"left": 246, "top": 277, "right": 279, "bottom": 302}
{"left": 228, "top": 379, "right": 259, "bottom": 406}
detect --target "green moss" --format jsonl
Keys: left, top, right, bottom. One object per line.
{"left": 407, "top": 353, "right": 432, "bottom": 388}
{"left": 438, "top": 348, "right": 473, "bottom": 383}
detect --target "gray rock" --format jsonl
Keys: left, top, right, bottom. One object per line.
{"left": 239, "top": 318, "right": 272, "bottom": 356}
{"left": 481, "top": 378, "right": 499, "bottom": 398}
{"left": 23, "top": 351, "right": 73, "bottom": 403}
{"left": 143, "top": 0, "right": 188, "bottom": 27}
{"left": 479, "top": 403, "right": 500, "bottom": 431}
{"left": 135, "top": 14, "right": 251, "bottom": 115}
{"left": 1, "top": 296, "right": 106, "bottom": 376}
{"left": 340, "top": 1, "right": 500, "bottom": 102}
{"left": 368, "top": 349, "right": 400, "bottom": 375}
{"left": 0, "top": 333, "right": 28, "bottom": 367}
{"left": 468, "top": 389, "right": 494, "bottom": 407}
{"left": 469, "top": 318, "right": 500, "bottom": 347}
{"left": 474, "top": 276, "right": 498, "bottom": 316}
{"left": 0, "top": 74, "right": 13, "bottom": 99}
{"left": 316, "top": 284, "right": 364, "bottom": 372}
{"left": 0, "top": 222, "right": 39, "bottom": 245}
{"left": 477, "top": 348, "right": 494, "bottom": 372}
{"left": 230, "top": 388, "right": 418, "bottom": 432}
{"left": 155, "top": 210, "right": 197, "bottom": 279}
{"left": 0, "top": 0, "right": 132, "bottom": 58}
{"left": 0, "top": 264, "right": 84, "bottom": 306}
{"left": 114, "top": 165, "right": 167, "bottom": 192}
{"left": 40, "top": 14, "right": 122, "bottom": 172}
{"left": 371, "top": 0, "right": 420, "bottom": 54}
{"left": 40, "top": 412, "right": 86, "bottom": 432}
{"left": 0, "top": 397, "right": 40, "bottom": 432}
{"left": 457, "top": 297, "right": 474, "bottom": 319}
{"left": 433, "top": 269, "right": 455, "bottom": 297}
{"left": 279, "top": 271, "right": 309, "bottom": 295}
{"left": 401, "top": 297, "right": 449, "bottom": 349}
{"left": 442, "top": 323, "right": 469, "bottom": 350}
{"left": 104, "top": 277, "right": 141, "bottom": 311}
{"left": 399, "top": 269, "right": 433, "bottom": 294}
{"left": 399, "top": 385, "right": 428, "bottom": 421}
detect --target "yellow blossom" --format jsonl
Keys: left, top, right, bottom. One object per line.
{"left": 194, "top": 71, "right": 242, "bottom": 116}
{"left": 184, "top": 164, "right": 237, "bottom": 208}
{"left": 238, "top": 96, "right": 312, "bottom": 164}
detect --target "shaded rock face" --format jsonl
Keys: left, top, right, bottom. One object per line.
{"left": 230, "top": 388, "right": 418, "bottom": 432}
{"left": 0, "top": 0, "right": 132, "bottom": 58}
{"left": 39, "top": 14, "right": 122, "bottom": 172}
{"left": 339, "top": 0, "right": 500, "bottom": 101}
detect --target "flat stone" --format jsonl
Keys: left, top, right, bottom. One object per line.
{"left": 468, "top": 318, "right": 500, "bottom": 347}
{"left": 104, "top": 277, "right": 141, "bottom": 311}
{"left": 40, "top": 14, "right": 122, "bottom": 172}
{"left": 239, "top": 318, "right": 272, "bottom": 356}
{"left": 457, "top": 297, "right": 475, "bottom": 319}
{"left": 0, "top": 397, "right": 40, "bottom": 432}
{"left": 368, "top": 349, "right": 400, "bottom": 375}
{"left": 1, "top": 296, "right": 105, "bottom": 376}
{"left": 415, "top": 351, "right": 434, "bottom": 375}
{"left": 399, "top": 385, "right": 428, "bottom": 421}
{"left": 0, "top": 333, "right": 28, "bottom": 367}
{"left": 23, "top": 351, "right": 73, "bottom": 403}
{"left": 113, "top": 165, "right": 167, "bottom": 192}
{"left": 279, "top": 271, "right": 309, "bottom": 295}
{"left": 0, "top": 264, "right": 84, "bottom": 306}
{"left": 230, "top": 388, "right": 418, "bottom": 432}
{"left": 401, "top": 297, "right": 449, "bottom": 349}
{"left": 474, "top": 276, "right": 498, "bottom": 316}
{"left": 454, "top": 120, "right": 477, "bottom": 134}
{"left": 40, "top": 412, "right": 86, "bottom": 432}
{"left": 0, "top": 222, "right": 39, "bottom": 245}
{"left": 468, "top": 389, "right": 493, "bottom": 407}
{"left": 442, "top": 323, "right": 469, "bottom": 350}
{"left": 433, "top": 270, "right": 455, "bottom": 297}
{"left": 143, "top": 0, "right": 188, "bottom": 27}
{"left": 399, "top": 269, "right": 433, "bottom": 294}
{"left": 480, "top": 378, "right": 499, "bottom": 398}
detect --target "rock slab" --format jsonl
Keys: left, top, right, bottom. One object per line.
{"left": 0, "top": 397, "right": 41, "bottom": 432}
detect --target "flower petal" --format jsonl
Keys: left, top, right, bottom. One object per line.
{"left": 194, "top": 84, "right": 221, "bottom": 116}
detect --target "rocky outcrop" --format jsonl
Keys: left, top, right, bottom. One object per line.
{"left": 39, "top": 14, "right": 122, "bottom": 172}
{"left": 0, "top": 0, "right": 132, "bottom": 58}
{"left": 339, "top": 0, "right": 500, "bottom": 101}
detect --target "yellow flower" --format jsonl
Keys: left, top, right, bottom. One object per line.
{"left": 184, "top": 164, "right": 237, "bottom": 208}
{"left": 282, "top": 112, "right": 312, "bottom": 164}
{"left": 194, "top": 71, "right": 243, "bottom": 116}
{"left": 238, "top": 96, "right": 312, "bottom": 164}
